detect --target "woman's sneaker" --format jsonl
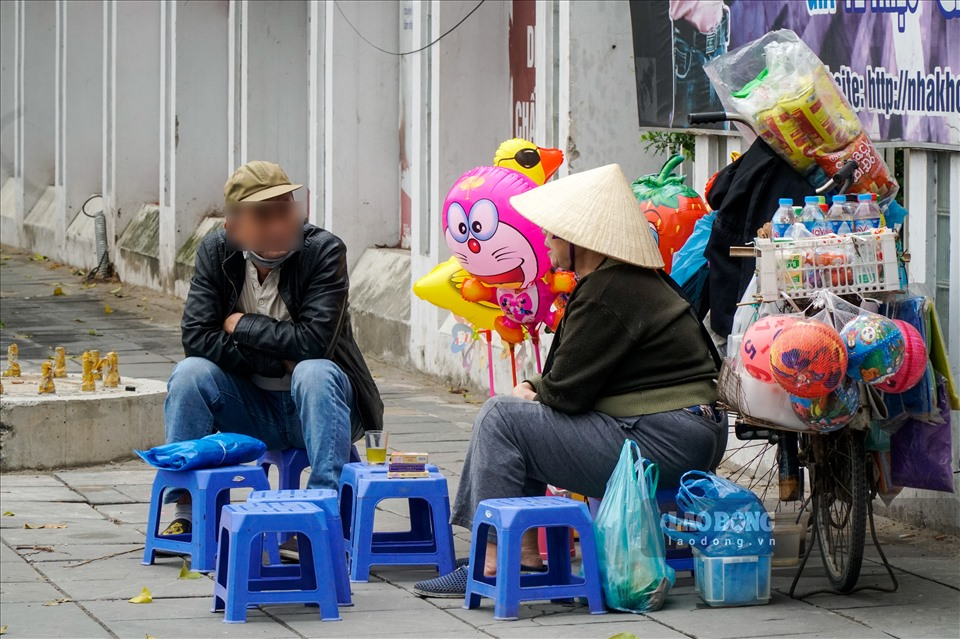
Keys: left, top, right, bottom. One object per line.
{"left": 413, "top": 566, "right": 469, "bottom": 598}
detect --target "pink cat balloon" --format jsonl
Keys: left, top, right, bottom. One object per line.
{"left": 443, "top": 166, "right": 549, "bottom": 289}
{"left": 496, "top": 280, "right": 563, "bottom": 333}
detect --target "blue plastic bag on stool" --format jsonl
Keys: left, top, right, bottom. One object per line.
{"left": 661, "top": 471, "right": 773, "bottom": 557}
{"left": 135, "top": 433, "right": 267, "bottom": 471}
{"left": 593, "top": 440, "right": 675, "bottom": 613}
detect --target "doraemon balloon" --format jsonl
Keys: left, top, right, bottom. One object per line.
{"left": 443, "top": 166, "right": 549, "bottom": 289}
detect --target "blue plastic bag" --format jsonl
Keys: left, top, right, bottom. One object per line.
{"left": 593, "top": 440, "right": 675, "bottom": 613}
{"left": 670, "top": 210, "right": 716, "bottom": 288}
{"left": 661, "top": 471, "right": 773, "bottom": 557}
{"left": 135, "top": 433, "right": 267, "bottom": 471}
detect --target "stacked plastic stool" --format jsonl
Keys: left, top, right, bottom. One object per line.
{"left": 338, "top": 462, "right": 456, "bottom": 581}
{"left": 258, "top": 445, "right": 363, "bottom": 491}
{"left": 465, "top": 496, "right": 606, "bottom": 620}
{"left": 213, "top": 501, "right": 340, "bottom": 623}
{"left": 142, "top": 465, "right": 270, "bottom": 572}
{"left": 248, "top": 488, "right": 352, "bottom": 606}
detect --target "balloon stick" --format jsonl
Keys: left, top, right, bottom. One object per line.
{"left": 484, "top": 330, "right": 495, "bottom": 397}
{"left": 530, "top": 330, "right": 542, "bottom": 374}
{"left": 509, "top": 344, "right": 518, "bottom": 388}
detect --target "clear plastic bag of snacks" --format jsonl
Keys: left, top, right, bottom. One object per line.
{"left": 704, "top": 30, "right": 899, "bottom": 205}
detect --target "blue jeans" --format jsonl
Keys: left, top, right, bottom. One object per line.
{"left": 163, "top": 357, "right": 359, "bottom": 501}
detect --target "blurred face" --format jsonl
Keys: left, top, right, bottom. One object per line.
{"left": 544, "top": 229, "right": 572, "bottom": 271}
{"left": 225, "top": 193, "right": 303, "bottom": 257}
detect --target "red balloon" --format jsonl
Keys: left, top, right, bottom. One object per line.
{"left": 740, "top": 315, "right": 799, "bottom": 383}
{"left": 877, "top": 320, "right": 928, "bottom": 394}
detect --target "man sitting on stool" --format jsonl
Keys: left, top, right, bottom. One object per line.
{"left": 161, "top": 161, "right": 383, "bottom": 561}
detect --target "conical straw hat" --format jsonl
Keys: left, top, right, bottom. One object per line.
{"left": 509, "top": 164, "right": 664, "bottom": 269}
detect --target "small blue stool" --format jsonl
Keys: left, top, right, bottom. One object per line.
{"left": 142, "top": 465, "right": 270, "bottom": 572}
{"left": 258, "top": 445, "right": 363, "bottom": 491}
{"left": 213, "top": 501, "right": 340, "bottom": 623}
{"left": 465, "top": 496, "right": 606, "bottom": 620}
{"left": 338, "top": 462, "right": 455, "bottom": 582}
{"left": 248, "top": 489, "right": 352, "bottom": 606}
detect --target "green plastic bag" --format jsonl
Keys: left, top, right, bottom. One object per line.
{"left": 593, "top": 440, "right": 675, "bottom": 613}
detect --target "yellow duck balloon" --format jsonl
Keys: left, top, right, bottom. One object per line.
{"left": 493, "top": 138, "right": 564, "bottom": 186}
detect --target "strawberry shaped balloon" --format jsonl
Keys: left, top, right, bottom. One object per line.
{"left": 631, "top": 155, "right": 708, "bottom": 273}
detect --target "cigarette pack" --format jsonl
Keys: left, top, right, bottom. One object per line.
{"left": 386, "top": 463, "right": 427, "bottom": 473}
{"left": 389, "top": 452, "right": 430, "bottom": 464}
{"left": 387, "top": 471, "right": 431, "bottom": 479}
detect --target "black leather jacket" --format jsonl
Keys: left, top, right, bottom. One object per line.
{"left": 181, "top": 224, "right": 384, "bottom": 437}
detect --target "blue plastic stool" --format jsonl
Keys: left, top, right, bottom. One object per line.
{"left": 588, "top": 490, "right": 694, "bottom": 573}
{"left": 212, "top": 501, "right": 340, "bottom": 623}
{"left": 142, "top": 465, "right": 270, "bottom": 572}
{"left": 258, "top": 445, "right": 363, "bottom": 492}
{"left": 465, "top": 496, "right": 606, "bottom": 620}
{"left": 338, "top": 462, "right": 455, "bottom": 582}
{"left": 248, "top": 489, "right": 352, "bottom": 606}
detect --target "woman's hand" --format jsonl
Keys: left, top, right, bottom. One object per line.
{"left": 512, "top": 381, "right": 537, "bottom": 401}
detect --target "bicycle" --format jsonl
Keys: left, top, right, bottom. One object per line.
{"left": 689, "top": 111, "right": 900, "bottom": 596}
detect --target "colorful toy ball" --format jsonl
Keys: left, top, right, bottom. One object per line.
{"left": 840, "top": 314, "right": 905, "bottom": 385}
{"left": 769, "top": 320, "right": 848, "bottom": 398}
{"left": 789, "top": 378, "right": 860, "bottom": 432}
{"left": 740, "top": 315, "right": 799, "bottom": 384}
{"left": 876, "top": 320, "right": 927, "bottom": 394}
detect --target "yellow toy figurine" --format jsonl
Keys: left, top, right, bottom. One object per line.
{"left": 81, "top": 351, "right": 97, "bottom": 392}
{"left": 53, "top": 346, "right": 67, "bottom": 378}
{"left": 89, "top": 349, "right": 102, "bottom": 380}
{"left": 38, "top": 361, "right": 56, "bottom": 394}
{"left": 101, "top": 352, "right": 120, "bottom": 389}
{"left": 3, "top": 344, "right": 21, "bottom": 377}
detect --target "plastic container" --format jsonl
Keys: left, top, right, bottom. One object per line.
{"left": 754, "top": 228, "right": 902, "bottom": 301}
{"left": 771, "top": 512, "right": 809, "bottom": 567}
{"left": 693, "top": 548, "right": 772, "bottom": 607}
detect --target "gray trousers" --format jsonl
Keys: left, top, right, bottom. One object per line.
{"left": 450, "top": 396, "right": 727, "bottom": 531}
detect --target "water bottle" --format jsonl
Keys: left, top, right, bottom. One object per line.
{"left": 827, "top": 195, "right": 852, "bottom": 235}
{"left": 771, "top": 198, "right": 796, "bottom": 240}
{"left": 853, "top": 193, "right": 881, "bottom": 232}
{"left": 801, "top": 196, "right": 832, "bottom": 237}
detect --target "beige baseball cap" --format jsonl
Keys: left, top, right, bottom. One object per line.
{"left": 224, "top": 161, "right": 302, "bottom": 204}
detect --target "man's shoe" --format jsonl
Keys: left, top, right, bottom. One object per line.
{"left": 160, "top": 519, "right": 191, "bottom": 536}
{"left": 413, "top": 566, "right": 469, "bottom": 598}
{"left": 279, "top": 536, "right": 299, "bottom": 563}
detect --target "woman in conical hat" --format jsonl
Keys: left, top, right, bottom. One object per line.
{"left": 415, "top": 164, "right": 725, "bottom": 597}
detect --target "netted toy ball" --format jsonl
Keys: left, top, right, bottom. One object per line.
{"left": 789, "top": 378, "right": 860, "bottom": 432}
{"left": 769, "top": 320, "right": 848, "bottom": 398}
{"left": 876, "top": 320, "right": 926, "bottom": 394}
{"left": 840, "top": 314, "right": 904, "bottom": 385}
{"left": 740, "top": 315, "right": 798, "bottom": 384}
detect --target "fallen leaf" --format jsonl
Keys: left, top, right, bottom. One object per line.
{"left": 42, "top": 597, "right": 72, "bottom": 606}
{"left": 1, "top": 624, "right": 7, "bottom": 635}
{"left": 74, "top": 318, "right": 86, "bottom": 323}
{"left": 88, "top": 329, "right": 97, "bottom": 335}
{"left": 30, "top": 253, "right": 48, "bottom": 262}
{"left": 178, "top": 560, "right": 202, "bottom": 580}
{"left": 129, "top": 586, "right": 153, "bottom": 604}
{"left": 104, "top": 305, "right": 113, "bottom": 314}
{"left": 82, "top": 282, "right": 97, "bottom": 289}
{"left": 146, "top": 635, "right": 156, "bottom": 639}
{"left": 2, "top": 511, "right": 13, "bottom": 516}
{"left": 53, "top": 286, "right": 64, "bottom": 296}
{"left": 23, "top": 523, "right": 68, "bottom": 530}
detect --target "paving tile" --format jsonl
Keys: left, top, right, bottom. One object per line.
{"left": 0, "top": 486, "right": 86, "bottom": 503}
{"left": 0, "top": 579, "right": 65, "bottom": 603}
{"left": 281, "top": 597, "right": 482, "bottom": 637}
{"left": 0, "top": 601, "right": 110, "bottom": 638}
{"left": 92, "top": 504, "right": 149, "bottom": 525}
{"left": 0, "top": 501, "right": 105, "bottom": 527}
{"left": 0, "top": 520, "right": 146, "bottom": 546}
{"left": 103, "top": 615, "right": 296, "bottom": 639}
{"left": 0, "top": 475, "right": 67, "bottom": 488}
{"left": 56, "top": 469, "right": 157, "bottom": 486}
{"left": 68, "top": 486, "right": 139, "bottom": 506}
{"left": 9, "top": 543, "right": 144, "bottom": 563}
{"left": 0, "top": 556, "right": 46, "bottom": 582}
{"left": 40, "top": 555, "right": 214, "bottom": 601}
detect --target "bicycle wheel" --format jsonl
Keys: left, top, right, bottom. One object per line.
{"left": 810, "top": 428, "right": 868, "bottom": 592}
